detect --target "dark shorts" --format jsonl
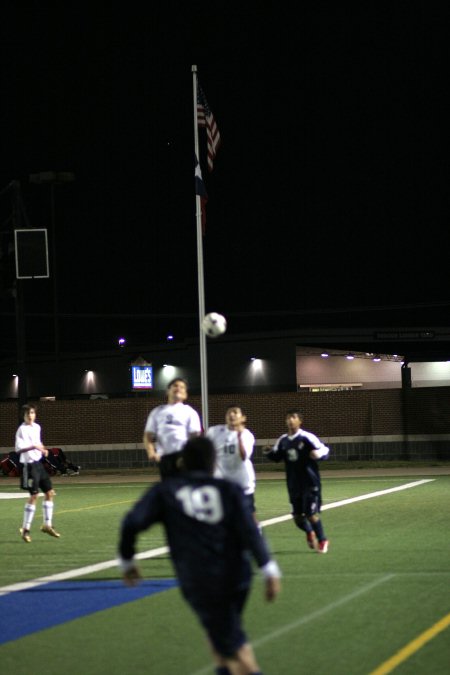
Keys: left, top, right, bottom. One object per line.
{"left": 291, "top": 486, "right": 322, "bottom": 518}
{"left": 182, "top": 585, "right": 250, "bottom": 657}
{"left": 158, "top": 451, "right": 184, "bottom": 479}
{"left": 21, "top": 462, "right": 53, "bottom": 495}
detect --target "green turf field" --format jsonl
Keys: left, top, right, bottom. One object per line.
{"left": 1, "top": 473, "right": 449, "bottom": 674}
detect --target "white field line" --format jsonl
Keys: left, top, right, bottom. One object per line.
{"left": 0, "top": 547, "right": 169, "bottom": 597}
{"left": 0, "top": 478, "right": 434, "bottom": 597}
{"left": 190, "top": 574, "right": 396, "bottom": 675}
{"left": 0, "top": 493, "right": 44, "bottom": 499}
{"left": 263, "top": 478, "right": 434, "bottom": 527}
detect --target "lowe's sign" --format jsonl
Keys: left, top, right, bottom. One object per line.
{"left": 131, "top": 365, "right": 153, "bottom": 390}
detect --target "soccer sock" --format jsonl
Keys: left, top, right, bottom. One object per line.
{"left": 22, "top": 503, "right": 36, "bottom": 530}
{"left": 215, "top": 668, "right": 231, "bottom": 675}
{"left": 43, "top": 500, "right": 54, "bottom": 526}
{"left": 294, "top": 518, "right": 313, "bottom": 534}
{"left": 312, "top": 519, "right": 326, "bottom": 541}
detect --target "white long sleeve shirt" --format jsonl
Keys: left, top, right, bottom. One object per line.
{"left": 207, "top": 425, "right": 256, "bottom": 495}
{"left": 15, "top": 422, "right": 43, "bottom": 464}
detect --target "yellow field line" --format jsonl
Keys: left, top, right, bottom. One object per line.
{"left": 369, "top": 612, "right": 450, "bottom": 674}
{"left": 57, "top": 499, "right": 134, "bottom": 514}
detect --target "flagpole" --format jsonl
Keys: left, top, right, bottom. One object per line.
{"left": 192, "top": 64, "right": 209, "bottom": 431}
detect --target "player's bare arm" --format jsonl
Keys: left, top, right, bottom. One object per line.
{"left": 119, "top": 555, "right": 143, "bottom": 587}
{"left": 261, "top": 560, "right": 282, "bottom": 601}
{"left": 237, "top": 429, "right": 247, "bottom": 460}
{"left": 143, "top": 432, "right": 160, "bottom": 462}
{"left": 265, "top": 576, "right": 281, "bottom": 602}
{"left": 17, "top": 442, "right": 46, "bottom": 454}
{"left": 122, "top": 565, "right": 142, "bottom": 587}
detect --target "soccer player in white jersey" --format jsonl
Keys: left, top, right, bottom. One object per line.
{"left": 15, "top": 403, "right": 60, "bottom": 542}
{"left": 207, "top": 405, "right": 258, "bottom": 523}
{"left": 143, "top": 378, "right": 202, "bottom": 479}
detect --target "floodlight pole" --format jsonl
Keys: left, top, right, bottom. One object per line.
{"left": 29, "top": 171, "right": 75, "bottom": 396}
{"left": 49, "top": 181, "right": 59, "bottom": 374}
{"left": 11, "top": 181, "right": 28, "bottom": 421}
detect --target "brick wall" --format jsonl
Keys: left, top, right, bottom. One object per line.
{"left": 2, "top": 386, "right": 450, "bottom": 448}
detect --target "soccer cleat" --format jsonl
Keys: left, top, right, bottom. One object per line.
{"left": 40, "top": 525, "right": 60, "bottom": 538}
{"left": 306, "top": 531, "right": 319, "bottom": 551}
{"left": 20, "top": 528, "right": 32, "bottom": 543}
{"left": 318, "top": 539, "right": 329, "bottom": 554}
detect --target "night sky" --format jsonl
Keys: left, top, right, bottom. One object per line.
{"left": 1, "top": 3, "right": 449, "bottom": 356}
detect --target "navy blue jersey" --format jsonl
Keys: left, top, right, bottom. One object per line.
{"left": 266, "top": 429, "right": 329, "bottom": 502}
{"left": 119, "top": 471, "right": 271, "bottom": 595}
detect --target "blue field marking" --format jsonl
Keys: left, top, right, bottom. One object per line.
{"left": 0, "top": 578, "right": 178, "bottom": 645}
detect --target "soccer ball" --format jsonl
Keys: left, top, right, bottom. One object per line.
{"left": 202, "top": 312, "right": 227, "bottom": 338}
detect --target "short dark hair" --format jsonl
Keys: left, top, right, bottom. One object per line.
{"left": 182, "top": 436, "right": 215, "bottom": 474}
{"left": 226, "top": 404, "right": 245, "bottom": 415}
{"left": 167, "top": 377, "right": 188, "bottom": 390}
{"left": 21, "top": 403, "right": 37, "bottom": 416}
{"left": 286, "top": 409, "right": 303, "bottom": 421}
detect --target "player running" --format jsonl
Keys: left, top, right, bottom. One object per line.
{"left": 118, "top": 435, "right": 281, "bottom": 674}
{"left": 264, "top": 409, "right": 330, "bottom": 553}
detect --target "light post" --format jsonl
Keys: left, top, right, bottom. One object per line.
{"left": 11, "top": 182, "right": 28, "bottom": 420}
{"left": 29, "top": 171, "right": 75, "bottom": 395}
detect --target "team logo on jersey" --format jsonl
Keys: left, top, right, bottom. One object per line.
{"left": 297, "top": 441, "right": 305, "bottom": 450}
{"left": 287, "top": 448, "right": 298, "bottom": 461}
{"left": 166, "top": 414, "right": 173, "bottom": 424}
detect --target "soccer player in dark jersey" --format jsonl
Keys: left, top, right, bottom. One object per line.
{"left": 118, "top": 436, "right": 281, "bottom": 675}
{"left": 264, "top": 410, "right": 330, "bottom": 553}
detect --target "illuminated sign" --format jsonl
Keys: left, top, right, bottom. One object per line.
{"left": 131, "top": 365, "right": 153, "bottom": 389}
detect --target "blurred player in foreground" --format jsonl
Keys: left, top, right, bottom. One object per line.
{"left": 207, "top": 405, "right": 259, "bottom": 527}
{"left": 15, "top": 403, "right": 60, "bottom": 542}
{"left": 118, "top": 436, "right": 281, "bottom": 675}
{"left": 264, "top": 410, "right": 330, "bottom": 553}
{"left": 143, "top": 377, "right": 202, "bottom": 478}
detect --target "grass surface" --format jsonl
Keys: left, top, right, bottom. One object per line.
{"left": 0, "top": 473, "right": 449, "bottom": 674}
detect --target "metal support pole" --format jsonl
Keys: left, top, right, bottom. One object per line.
{"left": 12, "top": 181, "right": 28, "bottom": 421}
{"left": 50, "top": 182, "right": 60, "bottom": 393}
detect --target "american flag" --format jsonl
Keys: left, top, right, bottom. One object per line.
{"left": 195, "top": 154, "right": 208, "bottom": 234}
{"left": 197, "top": 85, "right": 221, "bottom": 172}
